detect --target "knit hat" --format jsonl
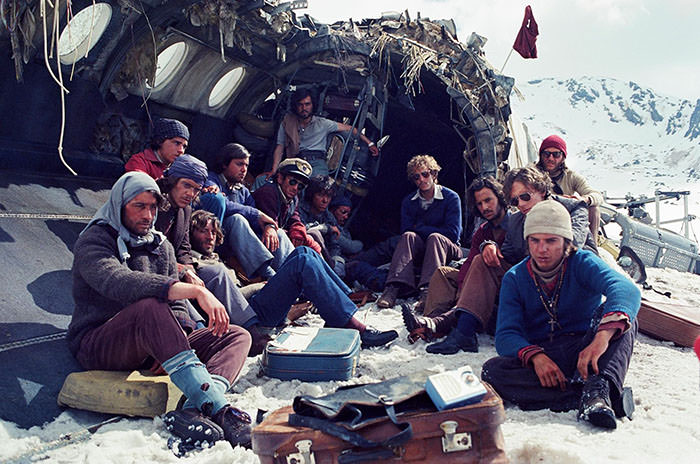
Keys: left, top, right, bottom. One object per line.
{"left": 330, "top": 194, "right": 352, "bottom": 210}
{"left": 277, "top": 157, "right": 312, "bottom": 181}
{"left": 539, "top": 135, "right": 567, "bottom": 157}
{"left": 164, "top": 154, "right": 208, "bottom": 186}
{"left": 153, "top": 118, "right": 190, "bottom": 142}
{"left": 524, "top": 199, "right": 573, "bottom": 240}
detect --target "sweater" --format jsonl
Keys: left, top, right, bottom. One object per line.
{"left": 205, "top": 171, "right": 260, "bottom": 226}
{"left": 456, "top": 211, "right": 511, "bottom": 289}
{"left": 500, "top": 195, "right": 597, "bottom": 265}
{"left": 535, "top": 162, "right": 604, "bottom": 206}
{"left": 495, "top": 249, "right": 641, "bottom": 358}
{"left": 67, "top": 224, "right": 184, "bottom": 356}
{"left": 400, "top": 185, "right": 462, "bottom": 243}
{"left": 124, "top": 149, "right": 168, "bottom": 180}
{"left": 155, "top": 201, "right": 194, "bottom": 267}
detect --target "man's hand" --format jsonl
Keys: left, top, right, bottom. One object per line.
{"left": 261, "top": 225, "right": 279, "bottom": 252}
{"left": 368, "top": 143, "right": 379, "bottom": 156}
{"left": 481, "top": 243, "right": 503, "bottom": 267}
{"left": 532, "top": 353, "right": 567, "bottom": 391}
{"left": 195, "top": 287, "right": 230, "bottom": 337}
{"left": 182, "top": 267, "right": 205, "bottom": 287}
{"left": 577, "top": 329, "right": 615, "bottom": 381}
{"left": 200, "top": 184, "right": 220, "bottom": 195}
{"left": 329, "top": 225, "right": 341, "bottom": 238}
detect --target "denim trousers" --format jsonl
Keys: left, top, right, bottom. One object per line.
{"left": 250, "top": 246, "right": 357, "bottom": 328}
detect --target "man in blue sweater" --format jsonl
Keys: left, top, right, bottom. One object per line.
{"left": 377, "top": 155, "right": 462, "bottom": 308}
{"left": 482, "top": 200, "right": 640, "bottom": 429}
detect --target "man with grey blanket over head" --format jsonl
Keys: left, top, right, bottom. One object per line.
{"left": 67, "top": 171, "right": 253, "bottom": 449}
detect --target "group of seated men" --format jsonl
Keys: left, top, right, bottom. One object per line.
{"left": 67, "top": 108, "right": 639, "bottom": 451}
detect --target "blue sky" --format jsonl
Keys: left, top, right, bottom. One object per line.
{"left": 304, "top": 0, "right": 700, "bottom": 100}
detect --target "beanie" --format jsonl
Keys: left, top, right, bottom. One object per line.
{"left": 524, "top": 199, "right": 573, "bottom": 240}
{"left": 164, "top": 154, "right": 208, "bottom": 186}
{"left": 330, "top": 194, "right": 352, "bottom": 210}
{"left": 539, "top": 135, "right": 567, "bottom": 157}
{"left": 153, "top": 118, "right": 190, "bottom": 142}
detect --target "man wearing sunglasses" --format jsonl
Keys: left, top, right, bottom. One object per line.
{"left": 376, "top": 155, "right": 462, "bottom": 309}
{"left": 536, "top": 135, "right": 603, "bottom": 236}
{"left": 253, "top": 158, "right": 322, "bottom": 254}
{"left": 404, "top": 166, "right": 596, "bottom": 354}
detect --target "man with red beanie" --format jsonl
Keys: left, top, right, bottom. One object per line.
{"left": 535, "top": 135, "right": 603, "bottom": 237}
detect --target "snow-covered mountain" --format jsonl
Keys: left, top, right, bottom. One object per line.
{"left": 511, "top": 76, "right": 700, "bottom": 228}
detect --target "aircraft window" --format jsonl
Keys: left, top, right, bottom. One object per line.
{"left": 152, "top": 42, "right": 188, "bottom": 89}
{"left": 208, "top": 67, "right": 245, "bottom": 107}
{"left": 58, "top": 3, "right": 112, "bottom": 65}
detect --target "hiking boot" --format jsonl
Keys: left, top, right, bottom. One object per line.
{"left": 402, "top": 304, "right": 457, "bottom": 343}
{"left": 413, "top": 287, "right": 429, "bottom": 314}
{"left": 376, "top": 284, "right": 399, "bottom": 308}
{"left": 612, "top": 386, "right": 635, "bottom": 419}
{"left": 247, "top": 324, "right": 273, "bottom": 357}
{"left": 578, "top": 375, "right": 617, "bottom": 429}
{"left": 162, "top": 408, "right": 224, "bottom": 445}
{"left": 426, "top": 328, "right": 478, "bottom": 354}
{"left": 360, "top": 327, "right": 399, "bottom": 348}
{"left": 211, "top": 405, "right": 253, "bottom": 449}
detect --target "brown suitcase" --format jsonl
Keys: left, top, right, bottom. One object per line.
{"left": 252, "top": 382, "right": 507, "bottom": 463}
{"left": 638, "top": 298, "right": 700, "bottom": 347}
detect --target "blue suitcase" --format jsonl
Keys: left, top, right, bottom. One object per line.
{"left": 262, "top": 327, "right": 361, "bottom": 381}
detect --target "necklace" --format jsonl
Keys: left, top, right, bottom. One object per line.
{"left": 532, "top": 265, "right": 566, "bottom": 341}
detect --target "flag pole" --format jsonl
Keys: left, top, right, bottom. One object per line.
{"left": 500, "top": 48, "right": 514, "bottom": 73}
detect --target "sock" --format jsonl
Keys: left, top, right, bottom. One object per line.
{"left": 344, "top": 316, "right": 367, "bottom": 333}
{"left": 162, "top": 350, "right": 228, "bottom": 416}
{"left": 181, "top": 374, "right": 230, "bottom": 413}
{"left": 455, "top": 310, "right": 481, "bottom": 336}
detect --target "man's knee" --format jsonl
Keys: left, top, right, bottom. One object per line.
{"left": 400, "top": 231, "right": 419, "bottom": 242}
{"left": 425, "top": 232, "right": 447, "bottom": 246}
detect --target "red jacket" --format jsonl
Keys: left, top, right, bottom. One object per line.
{"left": 124, "top": 148, "right": 168, "bottom": 180}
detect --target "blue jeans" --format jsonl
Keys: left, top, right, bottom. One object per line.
{"left": 220, "top": 214, "right": 293, "bottom": 276}
{"left": 197, "top": 262, "right": 257, "bottom": 327}
{"left": 197, "top": 192, "right": 226, "bottom": 224}
{"left": 249, "top": 247, "right": 357, "bottom": 327}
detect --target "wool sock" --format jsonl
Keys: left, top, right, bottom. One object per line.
{"left": 162, "top": 350, "right": 228, "bottom": 416}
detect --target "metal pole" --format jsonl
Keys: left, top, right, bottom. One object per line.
{"left": 655, "top": 191, "right": 661, "bottom": 229}
{"left": 684, "top": 193, "right": 690, "bottom": 239}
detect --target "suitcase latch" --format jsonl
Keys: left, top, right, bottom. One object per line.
{"left": 286, "top": 439, "right": 315, "bottom": 464}
{"left": 440, "top": 420, "right": 472, "bottom": 453}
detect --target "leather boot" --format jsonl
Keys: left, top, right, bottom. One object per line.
{"left": 578, "top": 375, "right": 617, "bottom": 429}
{"left": 247, "top": 324, "right": 273, "bottom": 357}
{"left": 211, "top": 405, "right": 253, "bottom": 449}
{"left": 426, "top": 328, "right": 478, "bottom": 354}
{"left": 376, "top": 284, "right": 400, "bottom": 308}
{"left": 402, "top": 304, "right": 457, "bottom": 343}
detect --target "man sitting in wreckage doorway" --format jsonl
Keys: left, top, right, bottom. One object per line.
{"left": 270, "top": 88, "right": 379, "bottom": 177}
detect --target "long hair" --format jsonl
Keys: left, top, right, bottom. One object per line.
{"left": 189, "top": 210, "right": 224, "bottom": 247}
{"left": 213, "top": 143, "right": 250, "bottom": 174}
{"left": 306, "top": 175, "right": 337, "bottom": 199}
{"left": 467, "top": 176, "right": 507, "bottom": 219}
{"left": 503, "top": 166, "right": 552, "bottom": 200}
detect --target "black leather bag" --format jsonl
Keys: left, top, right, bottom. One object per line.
{"left": 289, "top": 371, "right": 435, "bottom": 461}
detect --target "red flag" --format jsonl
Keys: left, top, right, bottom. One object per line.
{"left": 513, "top": 5, "right": 539, "bottom": 59}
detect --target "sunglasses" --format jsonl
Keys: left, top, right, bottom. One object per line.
{"left": 510, "top": 192, "right": 533, "bottom": 207}
{"left": 542, "top": 151, "right": 564, "bottom": 159}
{"left": 288, "top": 177, "right": 307, "bottom": 190}
{"left": 411, "top": 171, "right": 432, "bottom": 182}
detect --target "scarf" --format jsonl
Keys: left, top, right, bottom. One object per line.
{"left": 83, "top": 171, "right": 166, "bottom": 262}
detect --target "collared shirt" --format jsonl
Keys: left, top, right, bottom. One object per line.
{"left": 411, "top": 184, "right": 444, "bottom": 210}
{"left": 218, "top": 173, "right": 245, "bottom": 193}
{"left": 276, "top": 115, "right": 338, "bottom": 152}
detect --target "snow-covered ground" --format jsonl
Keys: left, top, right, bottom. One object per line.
{"left": 2, "top": 263, "right": 700, "bottom": 463}
{"left": 3, "top": 76, "right": 700, "bottom": 463}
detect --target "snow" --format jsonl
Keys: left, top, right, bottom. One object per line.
{"left": 3, "top": 272, "right": 700, "bottom": 463}
{"left": 4, "top": 75, "right": 700, "bottom": 463}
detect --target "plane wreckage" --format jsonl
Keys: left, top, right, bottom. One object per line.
{"left": 0, "top": 0, "right": 530, "bottom": 429}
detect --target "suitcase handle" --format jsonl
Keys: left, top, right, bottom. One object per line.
{"left": 289, "top": 405, "right": 412, "bottom": 450}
